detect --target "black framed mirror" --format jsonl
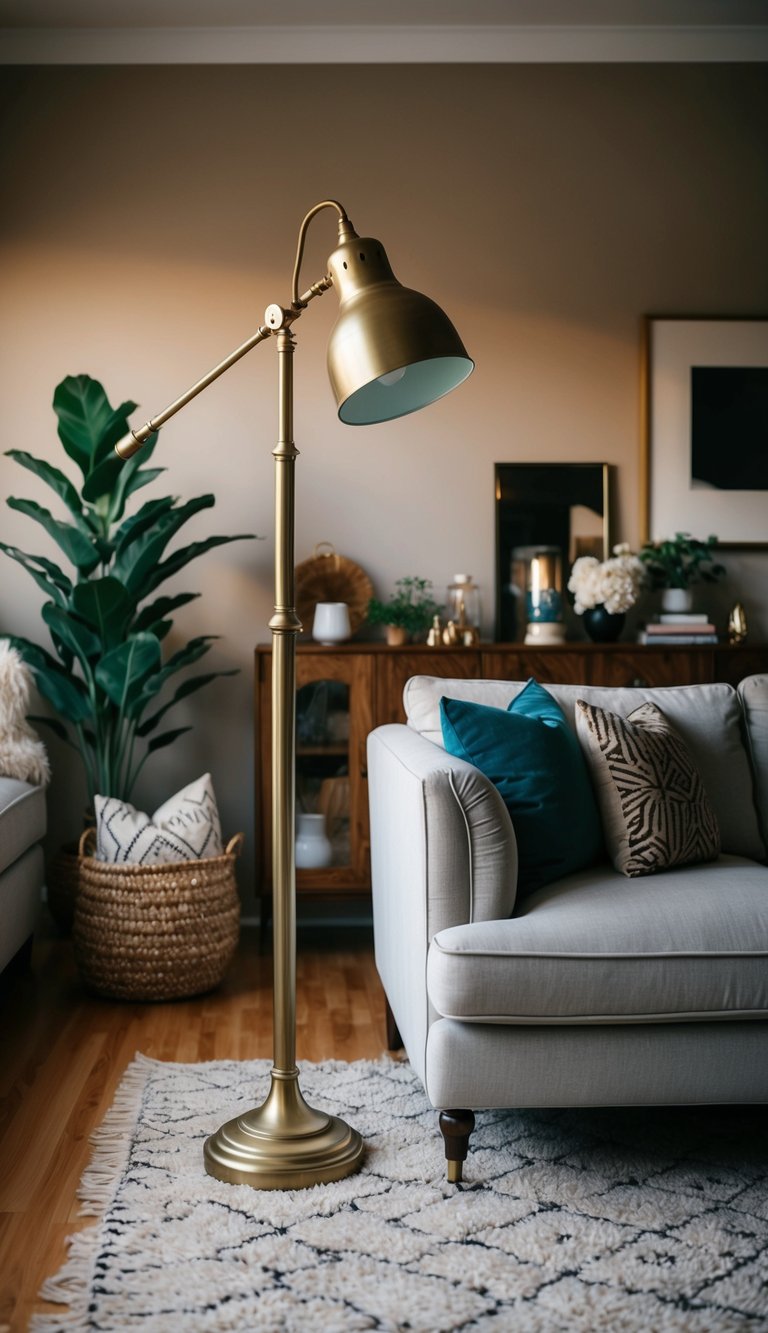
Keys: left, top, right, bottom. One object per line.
{"left": 495, "top": 463, "right": 611, "bottom": 641}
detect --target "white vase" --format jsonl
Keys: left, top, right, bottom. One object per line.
{"left": 295, "top": 813, "right": 332, "bottom": 869}
{"left": 312, "top": 602, "right": 351, "bottom": 645}
{"left": 661, "top": 588, "right": 694, "bottom": 614}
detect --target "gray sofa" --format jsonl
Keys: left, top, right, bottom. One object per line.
{"left": 367, "top": 674, "right": 768, "bottom": 1181}
{"left": 0, "top": 777, "right": 46, "bottom": 973}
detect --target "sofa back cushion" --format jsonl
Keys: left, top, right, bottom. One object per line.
{"left": 738, "top": 674, "right": 768, "bottom": 852}
{"left": 404, "top": 677, "right": 765, "bottom": 863}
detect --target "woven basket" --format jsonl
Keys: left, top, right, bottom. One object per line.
{"left": 73, "top": 830, "right": 243, "bottom": 1002}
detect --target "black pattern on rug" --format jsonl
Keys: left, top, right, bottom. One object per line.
{"left": 34, "top": 1056, "right": 768, "bottom": 1331}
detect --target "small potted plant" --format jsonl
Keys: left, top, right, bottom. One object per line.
{"left": 639, "top": 532, "right": 725, "bottom": 613}
{"left": 366, "top": 576, "right": 441, "bottom": 645}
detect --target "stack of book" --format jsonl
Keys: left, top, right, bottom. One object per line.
{"left": 639, "top": 613, "right": 718, "bottom": 645}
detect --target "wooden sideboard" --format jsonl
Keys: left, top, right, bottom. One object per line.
{"left": 254, "top": 641, "right": 768, "bottom": 916}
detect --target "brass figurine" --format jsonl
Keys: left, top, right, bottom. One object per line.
{"left": 426, "top": 614, "right": 443, "bottom": 647}
{"left": 728, "top": 602, "right": 748, "bottom": 644}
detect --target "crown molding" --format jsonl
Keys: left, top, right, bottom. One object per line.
{"left": 1, "top": 23, "right": 767, "bottom": 65}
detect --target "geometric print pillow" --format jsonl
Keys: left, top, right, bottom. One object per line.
{"left": 95, "top": 773, "right": 223, "bottom": 865}
{"left": 575, "top": 700, "right": 720, "bottom": 877}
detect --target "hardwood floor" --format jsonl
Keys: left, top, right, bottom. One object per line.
{"left": 0, "top": 917, "right": 389, "bottom": 1331}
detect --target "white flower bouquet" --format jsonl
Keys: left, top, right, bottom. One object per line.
{"left": 567, "top": 544, "right": 645, "bottom": 616}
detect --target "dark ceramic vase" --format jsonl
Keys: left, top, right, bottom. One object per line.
{"left": 582, "top": 605, "right": 625, "bottom": 643}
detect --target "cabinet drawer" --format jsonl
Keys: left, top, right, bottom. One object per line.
{"left": 481, "top": 649, "right": 594, "bottom": 686}
{"left": 374, "top": 650, "right": 480, "bottom": 725}
{"left": 591, "top": 648, "right": 714, "bottom": 688}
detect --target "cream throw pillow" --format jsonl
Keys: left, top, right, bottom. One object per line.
{"left": 95, "top": 774, "right": 223, "bottom": 865}
{"left": 576, "top": 700, "right": 720, "bottom": 877}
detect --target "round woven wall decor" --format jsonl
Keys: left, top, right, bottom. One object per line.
{"left": 295, "top": 542, "right": 373, "bottom": 637}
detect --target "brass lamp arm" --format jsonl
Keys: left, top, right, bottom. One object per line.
{"left": 114, "top": 277, "right": 331, "bottom": 463}
{"left": 114, "top": 200, "right": 353, "bottom": 462}
{"left": 115, "top": 323, "right": 274, "bottom": 458}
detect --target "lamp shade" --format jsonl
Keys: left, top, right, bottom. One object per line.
{"left": 326, "top": 233, "right": 473, "bottom": 425}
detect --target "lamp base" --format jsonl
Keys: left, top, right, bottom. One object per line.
{"left": 524, "top": 621, "right": 566, "bottom": 645}
{"left": 203, "top": 1067, "right": 364, "bottom": 1190}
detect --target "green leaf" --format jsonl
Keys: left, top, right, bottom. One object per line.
{"left": 71, "top": 578, "right": 132, "bottom": 651}
{"left": 112, "top": 495, "right": 177, "bottom": 554}
{"left": 95, "top": 633, "right": 162, "bottom": 710}
{"left": 136, "top": 668, "right": 237, "bottom": 736}
{"left": 27, "top": 714, "right": 76, "bottom": 747}
{"left": 131, "top": 592, "right": 199, "bottom": 634}
{"left": 0, "top": 542, "right": 72, "bottom": 607}
{"left": 109, "top": 465, "right": 164, "bottom": 526}
{"left": 6, "top": 635, "right": 91, "bottom": 723}
{"left": 106, "top": 439, "right": 160, "bottom": 526}
{"left": 4, "top": 450, "right": 93, "bottom": 533}
{"left": 111, "top": 496, "right": 217, "bottom": 595}
{"left": 6, "top": 498, "right": 100, "bottom": 573}
{"left": 53, "top": 375, "right": 136, "bottom": 477}
{"left": 42, "top": 602, "right": 101, "bottom": 664}
{"left": 147, "top": 533, "right": 254, "bottom": 594}
{"left": 134, "top": 636, "right": 217, "bottom": 714}
{"left": 146, "top": 726, "right": 192, "bottom": 754}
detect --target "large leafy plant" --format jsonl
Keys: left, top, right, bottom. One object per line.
{"left": 1, "top": 374, "right": 252, "bottom": 810}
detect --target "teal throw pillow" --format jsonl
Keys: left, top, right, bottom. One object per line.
{"left": 439, "top": 678, "right": 603, "bottom": 896}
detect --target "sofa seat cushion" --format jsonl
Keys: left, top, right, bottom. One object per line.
{"left": 0, "top": 777, "right": 46, "bottom": 877}
{"left": 427, "top": 855, "right": 768, "bottom": 1024}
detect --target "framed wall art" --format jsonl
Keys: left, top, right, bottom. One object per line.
{"left": 495, "top": 462, "right": 611, "bottom": 641}
{"left": 642, "top": 317, "right": 768, "bottom": 548}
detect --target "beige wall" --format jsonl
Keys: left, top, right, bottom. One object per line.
{"left": 1, "top": 63, "right": 767, "bottom": 912}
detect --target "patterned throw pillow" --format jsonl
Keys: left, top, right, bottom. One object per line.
{"left": 95, "top": 773, "right": 223, "bottom": 865}
{"left": 575, "top": 700, "right": 720, "bottom": 877}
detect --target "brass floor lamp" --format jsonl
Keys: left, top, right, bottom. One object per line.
{"left": 115, "top": 200, "right": 473, "bottom": 1189}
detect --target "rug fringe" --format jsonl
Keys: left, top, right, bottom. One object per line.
{"left": 31, "top": 1054, "right": 151, "bottom": 1331}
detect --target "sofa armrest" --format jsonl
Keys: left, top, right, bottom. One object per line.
{"left": 367, "top": 724, "right": 516, "bottom": 1079}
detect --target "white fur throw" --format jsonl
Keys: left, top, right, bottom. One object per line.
{"left": 0, "top": 639, "right": 50, "bottom": 786}
{"left": 95, "top": 774, "right": 223, "bottom": 864}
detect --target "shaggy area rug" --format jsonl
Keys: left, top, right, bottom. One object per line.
{"left": 35, "top": 1055, "right": 768, "bottom": 1332}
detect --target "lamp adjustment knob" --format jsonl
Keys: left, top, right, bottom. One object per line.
{"left": 265, "top": 303, "right": 290, "bottom": 330}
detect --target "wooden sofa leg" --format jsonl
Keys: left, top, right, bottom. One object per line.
{"left": 385, "top": 998, "right": 403, "bottom": 1051}
{"left": 439, "top": 1109, "right": 476, "bottom": 1183}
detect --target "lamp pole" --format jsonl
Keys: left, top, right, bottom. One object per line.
{"left": 201, "top": 314, "right": 365, "bottom": 1189}
{"left": 115, "top": 200, "right": 472, "bottom": 1190}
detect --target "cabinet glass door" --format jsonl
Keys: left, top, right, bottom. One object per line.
{"left": 296, "top": 679, "right": 351, "bottom": 867}
{"left": 257, "top": 650, "right": 373, "bottom": 901}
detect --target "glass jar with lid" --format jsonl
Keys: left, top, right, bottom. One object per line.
{"left": 522, "top": 547, "right": 566, "bottom": 643}
{"left": 445, "top": 574, "right": 481, "bottom": 635}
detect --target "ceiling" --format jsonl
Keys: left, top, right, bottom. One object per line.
{"left": 1, "top": 0, "right": 767, "bottom": 63}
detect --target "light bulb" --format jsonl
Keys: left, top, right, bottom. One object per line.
{"left": 377, "top": 367, "right": 406, "bottom": 387}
